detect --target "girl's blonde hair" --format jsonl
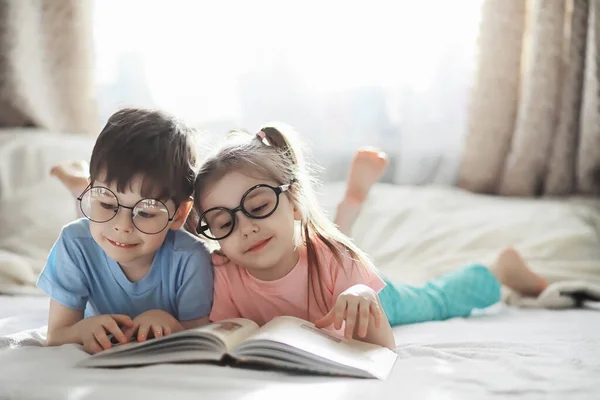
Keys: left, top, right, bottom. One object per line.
{"left": 192, "top": 123, "right": 377, "bottom": 316}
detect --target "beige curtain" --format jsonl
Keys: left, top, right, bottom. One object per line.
{"left": 0, "top": 0, "right": 97, "bottom": 134}
{"left": 458, "top": 0, "right": 600, "bottom": 196}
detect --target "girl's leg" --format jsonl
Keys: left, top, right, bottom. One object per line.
{"left": 490, "top": 247, "right": 548, "bottom": 297}
{"left": 334, "top": 148, "right": 388, "bottom": 235}
{"left": 50, "top": 161, "right": 90, "bottom": 197}
{"left": 50, "top": 160, "right": 90, "bottom": 219}
{"left": 379, "top": 264, "right": 501, "bottom": 326}
{"left": 379, "top": 248, "right": 548, "bottom": 326}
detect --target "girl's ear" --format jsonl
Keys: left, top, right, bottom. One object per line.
{"left": 285, "top": 186, "right": 302, "bottom": 221}
{"left": 170, "top": 199, "right": 194, "bottom": 230}
{"left": 292, "top": 202, "right": 303, "bottom": 221}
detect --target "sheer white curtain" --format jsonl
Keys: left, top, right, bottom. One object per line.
{"left": 93, "top": 0, "right": 483, "bottom": 183}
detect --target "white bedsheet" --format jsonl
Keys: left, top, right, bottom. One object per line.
{"left": 2, "top": 155, "right": 600, "bottom": 399}
{"left": 1, "top": 295, "right": 598, "bottom": 400}
{"left": 317, "top": 183, "right": 600, "bottom": 288}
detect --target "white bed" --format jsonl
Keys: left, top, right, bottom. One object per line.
{"left": 1, "top": 295, "right": 599, "bottom": 399}
{"left": 1, "top": 131, "right": 600, "bottom": 399}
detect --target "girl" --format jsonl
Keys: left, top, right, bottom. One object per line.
{"left": 192, "top": 125, "right": 548, "bottom": 349}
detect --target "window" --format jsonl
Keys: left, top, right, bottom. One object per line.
{"left": 93, "top": 0, "right": 483, "bottom": 182}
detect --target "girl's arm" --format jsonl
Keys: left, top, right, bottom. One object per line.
{"left": 315, "top": 284, "right": 396, "bottom": 349}
{"left": 353, "top": 293, "right": 395, "bottom": 349}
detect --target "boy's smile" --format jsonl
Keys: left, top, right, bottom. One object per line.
{"left": 88, "top": 175, "right": 180, "bottom": 278}
{"left": 106, "top": 238, "right": 138, "bottom": 249}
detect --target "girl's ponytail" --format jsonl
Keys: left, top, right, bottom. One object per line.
{"left": 257, "top": 126, "right": 301, "bottom": 173}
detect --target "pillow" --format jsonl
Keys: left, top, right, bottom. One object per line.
{"left": 0, "top": 129, "right": 95, "bottom": 294}
{"left": 317, "top": 182, "right": 600, "bottom": 286}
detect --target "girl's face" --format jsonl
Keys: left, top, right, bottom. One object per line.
{"left": 200, "top": 170, "right": 302, "bottom": 281}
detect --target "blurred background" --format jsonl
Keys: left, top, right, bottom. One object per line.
{"left": 92, "top": 0, "right": 483, "bottom": 184}
{"left": 86, "top": 0, "right": 481, "bottom": 182}
{"left": 3, "top": 0, "right": 600, "bottom": 195}
{"left": 1, "top": 0, "right": 600, "bottom": 327}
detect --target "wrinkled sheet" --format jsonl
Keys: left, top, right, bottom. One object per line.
{"left": 1, "top": 295, "right": 598, "bottom": 400}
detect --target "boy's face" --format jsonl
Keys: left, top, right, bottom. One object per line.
{"left": 88, "top": 175, "right": 188, "bottom": 271}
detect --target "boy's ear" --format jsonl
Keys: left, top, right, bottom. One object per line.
{"left": 170, "top": 198, "right": 194, "bottom": 230}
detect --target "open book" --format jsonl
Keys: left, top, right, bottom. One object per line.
{"left": 76, "top": 316, "right": 398, "bottom": 380}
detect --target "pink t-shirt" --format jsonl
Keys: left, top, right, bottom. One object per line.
{"left": 209, "top": 239, "right": 386, "bottom": 328}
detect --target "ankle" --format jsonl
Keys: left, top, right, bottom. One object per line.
{"left": 489, "top": 264, "right": 506, "bottom": 285}
{"left": 343, "top": 187, "right": 368, "bottom": 206}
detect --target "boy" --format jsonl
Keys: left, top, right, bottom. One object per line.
{"left": 38, "top": 108, "right": 213, "bottom": 354}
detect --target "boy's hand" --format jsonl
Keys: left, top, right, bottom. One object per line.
{"left": 314, "top": 284, "right": 384, "bottom": 339}
{"left": 75, "top": 314, "right": 133, "bottom": 354}
{"left": 124, "top": 310, "right": 184, "bottom": 342}
{"left": 211, "top": 249, "right": 229, "bottom": 266}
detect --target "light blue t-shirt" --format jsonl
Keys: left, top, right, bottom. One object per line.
{"left": 37, "top": 219, "right": 213, "bottom": 320}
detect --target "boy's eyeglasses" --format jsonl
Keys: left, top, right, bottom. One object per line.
{"left": 196, "top": 183, "right": 292, "bottom": 240}
{"left": 77, "top": 184, "right": 178, "bottom": 235}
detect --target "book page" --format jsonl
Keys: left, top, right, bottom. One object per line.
{"left": 202, "top": 318, "right": 259, "bottom": 352}
{"left": 233, "top": 316, "right": 397, "bottom": 380}
{"left": 83, "top": 318, "right": 259, "bottom": 360}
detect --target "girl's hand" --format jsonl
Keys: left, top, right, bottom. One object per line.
{"left": 124, "top": 310, "right": 184, "bottom": 342}
{"left": 75, "top": 314, "right": 133, "bottom": 354}
{"left": 211, "top": 249, "right": 230, "bottom": 266}
{"left": 314, "top": 284, "right": 384, "bottom": 339}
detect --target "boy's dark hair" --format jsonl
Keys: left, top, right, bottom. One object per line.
{"left": 89, "top": 108, "right": 197, "bottom": 204}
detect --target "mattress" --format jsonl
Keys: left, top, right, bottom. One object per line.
{"left": 2, "top": 134, "right": 600, "bottom": 398}
{"left": 0, "top": 295, "right": 598, "bottom": 399}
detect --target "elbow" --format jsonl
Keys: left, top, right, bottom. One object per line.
{"left": 45, "top": 331, "right": 60, "bottom": 347}
{"left": 45, "top": 327, "right": 74, "bottom": 347}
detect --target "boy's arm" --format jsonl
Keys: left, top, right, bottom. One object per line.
{"left": 49, "top": 299, "right": 133, "bottom": 352}
{"left": 46, "top": 299, "right": 84, "bottom": 346}
{"left": 174, "top": 241, "right": 215, "bottom": 324}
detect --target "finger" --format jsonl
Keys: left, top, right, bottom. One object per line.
{"left": 110, "top": 314, "right": 134, "bottom": 328}
{"left": 314, "top": 309, "right": 335, "bottom": 328}
{"left": 333, "top": 299, "right": 349, "bottom": 331}
{"left": 84, "top": 338, "right": 104, "bottom": 354}
{"left": 152, "top": 325, "right": 163, "bottom": 339}
{"left": 370, "top": 302, "right": 383, "bottom": 329}
{"left": 93, "top": 328, "right": 112, "bottom": 350}
{"left": 103, "top": 319, "right": 128, "bottom": 344}
{"left": 163, "top": 325, "right": 172, "bottom": 336}
{"left": 137, "top": 324, "right": 151, "bottom": 342}
{"left": 344, "top": 301, "right": 359, "bottom": 339}
{"left": 123, "top": 325, "right": 138, "bottom": 341}
{"left": 356, "top": 300, "right": 371, "bottom": 338}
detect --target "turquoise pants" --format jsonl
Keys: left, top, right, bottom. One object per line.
{"left": 378, "top": 264, "right": 501, "bottom": 326}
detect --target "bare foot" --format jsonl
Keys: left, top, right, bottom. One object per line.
{"left": 345, "top": 147, "right": 389, "bottom": 203}
{"left": 335, "top": 147, "right": 389, "bottom": 235}
{"left": 491, "top": 248, "right": 548, "bottom": 297}
{"left": 50, "top": 161, "right": 90, "bottom": 198}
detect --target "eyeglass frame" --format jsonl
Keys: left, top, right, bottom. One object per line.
{"left": 76, "top": 183, "right": 180, "bottom": 235}
{"left": 196, "top": 182, "right": 293, "bottom": 240}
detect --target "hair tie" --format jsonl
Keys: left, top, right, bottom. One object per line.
{"left": 256, "top": 130, "right": 271, "bottom": 147}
